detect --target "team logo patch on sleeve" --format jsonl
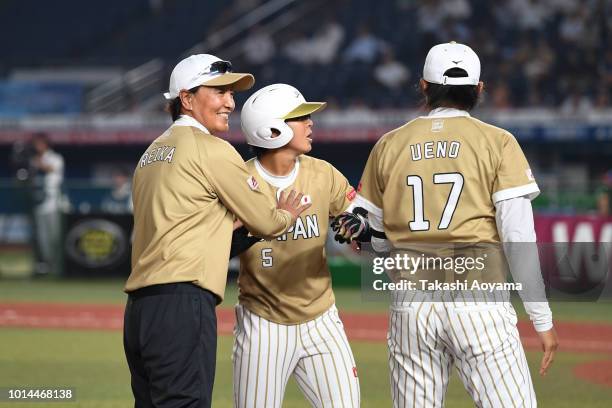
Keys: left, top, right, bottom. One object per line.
{"left": 347, "top": 187, "right": 357, "bottom": 201}
{"left": 246, "top": 175, "right": 259, "bottom": 191}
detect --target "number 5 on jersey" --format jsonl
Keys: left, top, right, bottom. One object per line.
{"left": 407, "top": 172, "right": 464, "bottom": 231}
{"left": 261, "top": 248, "right": 273, "bottom": 268}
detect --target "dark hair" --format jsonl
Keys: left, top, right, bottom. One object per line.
{"left": 165, "top": 86, "right": 201, "bottom": 121}
{"left": 249, "top": 145, "right": 269, "bottom": 159}
{"left": 31, "top": 132, "right": 50, "bottom": 146}
{"left": 167, "top": 98, "right": 182, "bottom": 121}
{"left": 423, "top": 68, "right": 480, "bottom": 111}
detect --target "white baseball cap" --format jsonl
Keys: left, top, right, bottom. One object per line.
{"left": 241, "top": 84, "right": 326, "bottom": 149}
{"left": 423, "top": 42, "right": 481, "bottom": 86}
{"left": 163, "top": 54, "right": 255, "bottom": 100}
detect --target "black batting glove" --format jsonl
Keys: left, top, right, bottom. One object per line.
{"left": 331, "top": 212, "right": 369, "bottom": 244}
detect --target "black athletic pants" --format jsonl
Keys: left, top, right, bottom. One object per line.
{"left": 124, "top": 283, "right": 218, "bottom": 408}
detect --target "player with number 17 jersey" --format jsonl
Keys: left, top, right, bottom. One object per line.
{"left": 346, "top": 42, "right": 556, "bottom": 408}
{"left": 356, "top": 111, "right": 538, "bottom": 243}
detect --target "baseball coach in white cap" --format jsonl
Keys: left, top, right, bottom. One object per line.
{"left": 124, "top": 55, "right": 310, "bottom": 408}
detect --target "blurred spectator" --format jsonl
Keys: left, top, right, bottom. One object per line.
{"left": 373, "top": 50, "right": 410, "bottom": 89}
{"left": 560, "top": 88, "right": 594, "bottom": 116}
{"left": 209, "top": 0, "right": 262, "bottom": 33}
{"left": 596, "top": 170, "right": 612, "bottom": 216}
{"left": 29, "top": 133, "right": 64, "bottom": 276}
{"left": 1, "top": 0, "right": 609, "bottom": 111}
{"left": 599, "top": 50, "right": 612, "bottom": 86}
{"left": 512, "top": 0, "right": 552, "bottom": 31}
{"left": 310, "top": 18, "right": 345, "bottom": 64}
{"left": 101, "top": 168, "right": 133, "bottom": 214}
{"left": 520, "top": 39, "right": 555, "bottom": 84}
{"left": 491, "top": 0, "right": 520, "bottom": 31}
{"left": 417, "top": 0, "right": 447, "bottom": 34}
{"left": 283, "top": 30, "right": 317, "bottom": 64}
{"left": 283, "top": 18, "right": 345, "bottom": 65}
{"left": 439, "top": 0, "right": 471, "bottom": 20}
{"left": 343, "top": 98, "right": 377, "bottom": 122}
{"left": 594, "top": 89, "right": 610, "bottom": 109}
{"left": 490, "top": 82, "right": 513, "bottom": 109}
{"left": 342, "top": 25, "right": 387, "bottom": 64}
{"left": 548, "top": 0, "right": 580, "bottom": 14}
{"left": 559, "top": 9, "right": 588, "bottom": 44}
{"left": 242, "top": 25, "right": 275, "bottom": 66}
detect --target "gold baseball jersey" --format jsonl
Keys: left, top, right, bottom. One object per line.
{"left": 357, "top": 109, "right": 539, "bottom": 244}
{"left": 238, "top": 155, "right": 356, "bottom": 324}
{"left": 126, "top": 120, "right": 293, "bottom": 301}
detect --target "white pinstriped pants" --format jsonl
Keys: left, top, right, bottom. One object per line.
{"left": 388, "top": 299, "right": 536, "bottom": 408}
{"left": 232, "top": 304, "right": 360, "bottom": 408}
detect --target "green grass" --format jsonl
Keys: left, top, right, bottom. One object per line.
{"left": 0, "top": 279, "right": 128, "bottom": 305}
{"left": 1, "top": 280, "right": 611, "bottom": 406}
{"left": 0, "top": 329, "right": 611, "bottom": 408}
{"left": 1, "top": 279, "right": 611, "bottom": 324}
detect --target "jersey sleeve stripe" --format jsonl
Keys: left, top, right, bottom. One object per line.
{"left": 492, "top": 183, "right": 540, "bottom": 203}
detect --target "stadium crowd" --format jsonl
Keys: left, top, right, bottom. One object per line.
{"left": 235, "top": 0, "right": 611, "bottom": 111}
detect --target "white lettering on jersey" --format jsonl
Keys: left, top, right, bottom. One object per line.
{"left": 424, "top": 142, "right": 434, "bottom": 159}
{"left": 306, "top": 214, "right": 320, "bottom": 237}
{"left": 410, "top": 141, "right": 461, "bottom": 161}
{"left": 293, "top": 217, "right": 308, "bottom": 239}
{"left": 411, "top": 144, "right": 422, "bottom": 161}
{"left": 449, "top": 141, "right": 460, "bottom": 158}
{"left": 139, "top": 145, "right": 176, "bottom": 168}
{"left": 436, "top": 141, "right": 447, "bottom": 157}
{"left": 155, "top": 146, "right": 168, "bottom": 161}
{"left": 275, "top": 214, "right": 320, "bottom": 241}
{"left": 165, "top": 147, "right": 176, "bottom": 163}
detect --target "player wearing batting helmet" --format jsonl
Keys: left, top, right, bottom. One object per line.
{"left": 333, "top": 42, "right": 559, "bottom": 407}
{"left": 124, "top": 55, "right": 309, "bottom": 408}
{"left": 231, "top": 84, "right": 361, "bottom": 407}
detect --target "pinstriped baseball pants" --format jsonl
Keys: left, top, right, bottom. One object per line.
{"left": 388, "top": 298, "right": 536, "bottom": 408}
{"left": 232, "top": 304, "right": 360, "bottom": 408}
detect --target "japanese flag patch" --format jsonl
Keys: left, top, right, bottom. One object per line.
{"left": 301, "top": 195, "right": 312, "bottom": 205}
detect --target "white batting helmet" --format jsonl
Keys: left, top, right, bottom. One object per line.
{"left": 241, "top": 84, "right": 326, "bottom": 149}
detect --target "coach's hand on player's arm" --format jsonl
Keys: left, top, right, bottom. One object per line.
{"left": 537, "top": 327, "right": 559, "bottom": 376}
{"left": 277, "top": 190, "right": 311, "bottom": 221}
{"left": 230, "top": 225, "right": 262, "bottom": 258}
